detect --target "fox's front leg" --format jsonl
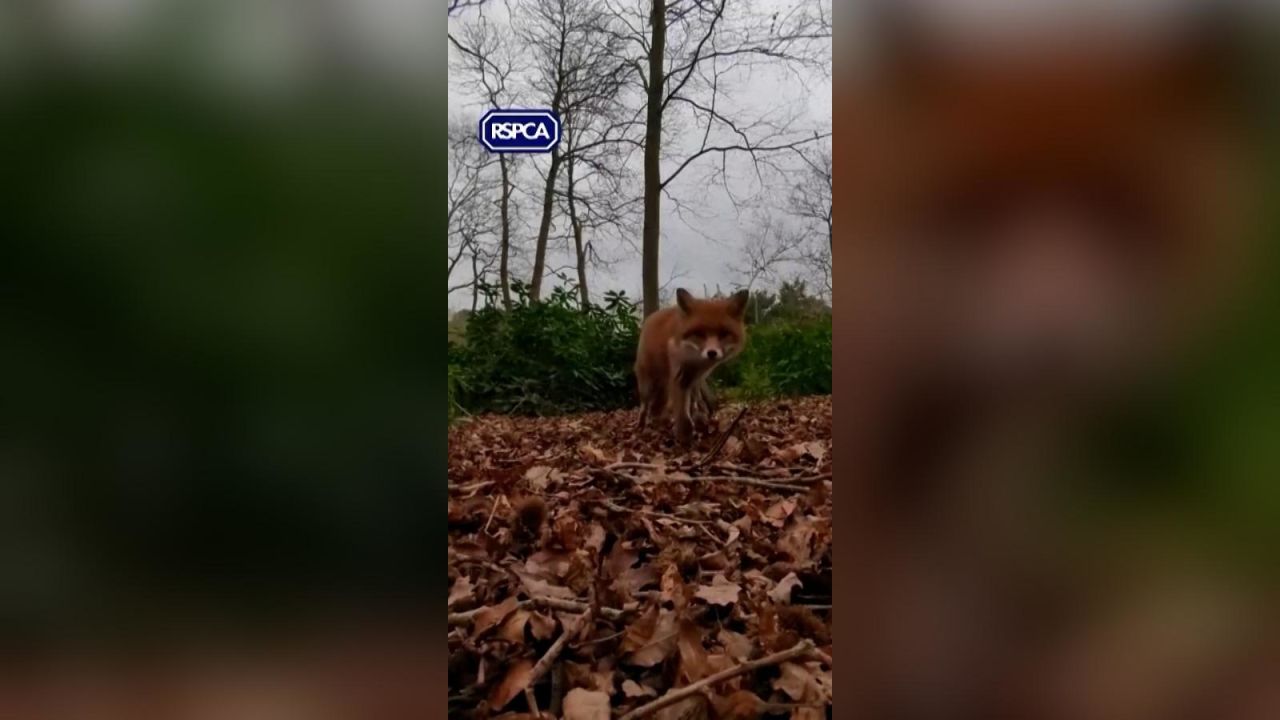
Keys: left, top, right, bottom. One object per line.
{"left": 691, "top": 379, "right": 714, "bottom": 432}
{"left": 667, "top": 373, "right": 694, "bottom": 446}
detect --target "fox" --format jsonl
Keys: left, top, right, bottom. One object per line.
{"left": 634, "top": 288, "right": 750, "bottom": 445}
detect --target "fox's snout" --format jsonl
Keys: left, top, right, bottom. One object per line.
{"left": 704, "top": 348, "right": 720, "bottom": 360}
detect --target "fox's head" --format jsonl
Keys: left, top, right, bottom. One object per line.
{"left": 674, "top": 288, "right": 750, "bottom": 364}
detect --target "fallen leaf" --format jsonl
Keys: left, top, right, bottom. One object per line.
{"left": 497, "top": 609, "right": 531, "bottom": 644}
{"left": 778, "top": 519, "right": 817, "bottom": 565}
{"left": 769, "top": 572, "right": 805, "bottom": 604}
{"left": 713, "top": 690, "right": 762, "bottom": 720}
{"left": 621, "top": 679, "right": 657, "bottom": 698}
{"left": 654, "top": 695, "right": 708, "bottom": 720}
{"left": 718, "top": 629, "right": 755, "bottom": 660}
{"left": 514, "top": 568, "right": 576, "bottom": 599}
{"left": 528, "top": 611, "right": 556, "bottom": 640}
{"left": 562, "top": 688, "right": 611, "bottom": 720}
{"left": 472, "top": 596, "right": 520, "bottom": 638}
{"left": 488, "top": 659, "right": 535, "bottom": 709}
{"left": 622, "top": 606, "right": 679, "bottom": 667}
{"left": 764, "top": 498, "right": 797, "bottom": 528}
{"left": 524, "top": 465, "right": 561, "bottom": 491}
{"left": 676, "top": 618, "right": 712, "bottom": 683}
{"left": 694, "top": 574, "right": 742, "bottom": 606}
{"left": 447, "top": 575, "right": 474, "bottom": 607}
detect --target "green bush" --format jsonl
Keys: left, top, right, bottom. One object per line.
{"left": 450, "top": 281, "right": 832, "bottom": 416}
{"left": 725, "top": 316, "right": 832, "bottom": 399}
{"left": 449, "top": 285, "right": 640, "bottom": 415}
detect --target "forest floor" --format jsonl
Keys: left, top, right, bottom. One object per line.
{"left": 447, "top": 396, "right": 833, "bottom": 720}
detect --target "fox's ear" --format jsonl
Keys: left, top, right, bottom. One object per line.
{"left": 729, "top": 289, "right": 749, "bottom": 318}
{"left": 676, "top": 288, "right": 694, "bottom": 314}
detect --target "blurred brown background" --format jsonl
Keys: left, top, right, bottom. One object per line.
{"left": 834, "top": 2, "right": 1278, "bottom": 719}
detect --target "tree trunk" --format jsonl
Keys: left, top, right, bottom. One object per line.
{"left": 641, "top": 0, "right": 666, "bottom": 317}
{"left": 499, "top": 154, "right": 512, "bottom": 309}
{"left": 530, "top": 147, "right": 561, "bottom": 302}
{"left": 566, "top": 151, "right": 590, "bottom": 311}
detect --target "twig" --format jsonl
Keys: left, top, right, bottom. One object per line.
{"left": 675, "top": 475, "right": 814, "bottom": 492}
{"left": 523, "top": 607, "right": 594, "bottom": 701}
{"left": 696, "top": 405, "right": 748, "bottom": 467}
{"left": 618, "top": 639, "right": 817, "bottom": 720}
{"left": 606, "top": 461, "right": 665, "bottom": 472}
{"left": 447, "top": 595, "right": 635, "bottom": 625}
{"left": 448, "top": 480, "right": 495, "bottom": 495}
{"left": 809, "top": 646, "right": 833, "bottom": 667}
{"left": 481, "top": 494, "right": 503, "bottom": 534}
{"left": 549, "top": 664, "right": 565, "bottom": 717}
{"left": 609, "top": 468, "right": 812, "bottom": 493}
{"left": 599, "top": 497, "right": 713, "bottom": 524}
{"left": 524, "top": 687, "right": 539, "bottom": 717}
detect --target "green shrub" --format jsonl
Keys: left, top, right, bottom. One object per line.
{"left": 725, "top": 317, "right": 832, "bottom": 399}
{"left": 449, "top": 285, "right": 640, "bottom": 415}
{"left": 450, "top": 281, "right": 832, "bottom": 415}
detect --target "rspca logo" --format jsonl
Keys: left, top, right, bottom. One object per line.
{"left": 478, "top": 109, "right": 560, "bottom": 153}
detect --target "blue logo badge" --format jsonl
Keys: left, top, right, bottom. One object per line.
{"left": 478, "top": 109, "right": 561, "bottom": 153}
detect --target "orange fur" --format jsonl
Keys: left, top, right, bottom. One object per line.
{"left": 634, "top": 288, "right": 749, "bottom": 444}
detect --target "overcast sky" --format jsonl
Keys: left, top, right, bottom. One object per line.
{"left": 448, "top": 0, "right": 832, "bottom": 311}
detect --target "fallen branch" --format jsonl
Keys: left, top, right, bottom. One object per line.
{"left": 617, "top": 639, "right": 816, "bottom": 720}
{"left": 810, "top": 646, "right": 833, "bottom": 667}
{"left": 448, "top": 595, "right": 635, "bottom": 625}
{"left": 672, "top": 475, "right": 814, "bottom": 492}
{"left": 696, "top": 405, "right": 748, "bottom": 467}
{"left": 608, "top": 468, "right": 813, "bottom": 493}
{"left": 523, "top": 606, "right": 594, "bottom": 701}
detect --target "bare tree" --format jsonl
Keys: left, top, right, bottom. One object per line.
{"left": 788, "top": 143, "right": 832, "bottom": 298}
{"left": 552, "top": 20, "right": 643, "bottom": 310}
{"left": 603, "top": 0, "right": 832, "bottom": 315}
{"left": 450, "top": 16, "right": 520, "bottom": 308}
{"left": 448, "top": 0, "right": 489, "bottom": 16}
{"left": 448, "top": 121, "right": 500, "bottom": 299}
{"left": 517, "top": 0, "right": 630, "bottom": 303}
{"left": 731, "top": 212, "right": 806, "bottom": 292}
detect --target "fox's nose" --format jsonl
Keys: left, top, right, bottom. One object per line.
{"left": 704, "top": 349, "right": 720, "bottom": 360}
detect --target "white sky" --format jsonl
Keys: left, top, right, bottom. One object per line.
{"left": 448, "top": 0, "right": 832, "bottom": 311}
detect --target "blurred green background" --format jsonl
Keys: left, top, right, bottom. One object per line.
{"left": 0, "top": 2, "right": 447, "bottom": 642}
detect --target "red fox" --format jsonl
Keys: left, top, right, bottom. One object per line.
{"left": 634, "top": 288, "right": 750, "bottom": 444}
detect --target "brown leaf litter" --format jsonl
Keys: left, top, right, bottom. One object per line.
{"left": 448, "top": 396, "right": 833, "bottom": 719}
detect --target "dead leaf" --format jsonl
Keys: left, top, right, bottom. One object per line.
{"left": 497, "top": 609, "right": 531, "bottom": 644}
{"left": 447, "top": 575, "right": 474, "bottom": 607}
{"left": 472, "top": 596, "right": 519, "bottom": 638}
{"left": 654, "top": 696, "right": 708, "bottom": 720}
{"left": 622, "top": 606, "right": 679, "bottom": 667}
{"left": 769, "top": 572, "right": 805, "bottom": 604}
{"left": 621, "top": 679, "right": 657, "bottom": 698}
{"left": 514, "top": 568, "right": 576, "bottom": 599}
{"left": 719, "top": 629, "right": 755, "bottom": 660}
{"left": 764, "top": 498, "right": 797, "bottom": 528}
{"left": 778, "top": 518, "right": 817, "bottom": 565}
{"left": 562, "top": 688, "right": 611, "bottom": 720}
{"left": 524, "top": 465, "right": 561, "bottom": 491}
{"left": 528, "top": 611, "right": 556, "bottom": 640}
{"left": 694, "top": 574, "right": 742, "bottom": 607}
{"left": 660, "top": 563, "right": 688, "bottom": 610}
{"left": 676, "top": 618, "right": 711, "bottom": 684}
{"left": 488, "top": 658, "right": 535, "bottom": 709}
{"left": 713, "top": 690, "right": 762, "bottom": 720}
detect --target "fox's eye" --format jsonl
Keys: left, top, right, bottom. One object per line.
{"left": 687, "top": 330, "right": 705, "bottom": 340}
